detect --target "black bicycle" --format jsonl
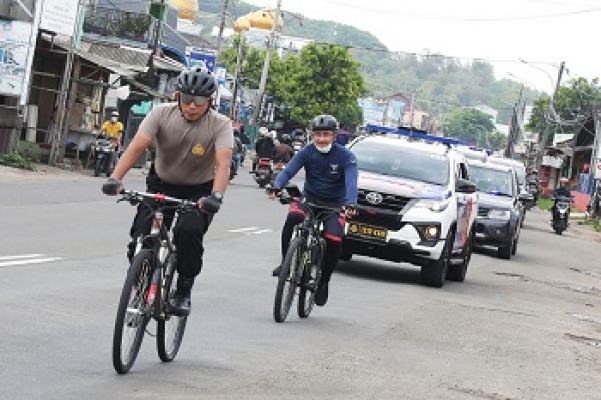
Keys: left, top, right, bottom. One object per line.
{"left": 112, "top": 190, "right": 199, "bottom": 374}
{"left": 272, "top": 185, "right": 341, "bottom": 323}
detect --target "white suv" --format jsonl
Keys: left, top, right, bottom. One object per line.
{"left": 342, "top": 135, "right": 479, "bottom": 287}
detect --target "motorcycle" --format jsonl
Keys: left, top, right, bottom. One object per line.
{"left": 552, "top": 196, "right": 571, "bottom": 235}
{"left": 525, "top": 181, "right": 540, "bottom": 210}
{"left": 271, "top": 161, "right": 286, "bottom": 185}
{"left": 252, "top": 158, "right": 273, "bottom": 188}
{"left": 92, "top": 133, "right": 116, "bottom": 177}
{"left": 291, "top": 139, "right": 304, "bottom": 153}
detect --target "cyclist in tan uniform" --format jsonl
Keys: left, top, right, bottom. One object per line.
{"left": 102, "top": 66, "right": 233, "bottom": 316}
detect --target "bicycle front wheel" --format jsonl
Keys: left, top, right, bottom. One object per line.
{"left": 112, "top": 249, "right": 153, "bottom": 374}
{"left": 157, "top": 253, "right": 187, "bottom": 362}
{"left": 273, "top": 237, "right": 303, "bottom": 323}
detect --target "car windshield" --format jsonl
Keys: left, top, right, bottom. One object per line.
{"left": 470, "top": 165, "right": 514, "bottom": 196}
{"left": 351, "top": 140, "right": 449, "bottom": 186}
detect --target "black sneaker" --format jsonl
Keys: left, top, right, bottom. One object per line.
{"left": 272, "top": 265, "right": 282, "bottom": 277}
{"left": 168, "top": 289, "right": 191, "bottom": 316}
{"left": 315, "top": 282, "right": 329, "bottom": 307}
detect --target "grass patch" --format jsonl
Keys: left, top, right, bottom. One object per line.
{"left": 578, "top": 218, "right": 601, "bottom": 232}
{"left": 537, "top": 198, "right": 554, "bottom": 211}
{"left": 0, "top": 152, "right": 36, "bottom": 171}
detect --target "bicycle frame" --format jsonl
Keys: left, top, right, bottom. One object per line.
{"left": 121, "top": 191, "right": 199, "bottom": 320}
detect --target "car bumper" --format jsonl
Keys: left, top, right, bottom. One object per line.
{"left": 474, "top": 219, "right": 512, "bottom": 246}
{"left": 342, "top": 222, "right": 446, "bottom": 265}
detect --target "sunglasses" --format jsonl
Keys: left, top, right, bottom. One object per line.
{"left": 180, "top": 93, "right": 210, "bottom": 106}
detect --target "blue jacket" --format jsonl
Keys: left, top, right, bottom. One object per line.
{"left": 274, "top": 143, "right": 358, "bottom": 205}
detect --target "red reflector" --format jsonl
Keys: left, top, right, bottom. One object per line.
{"left": 154, "top": 193, "right": 166, "bottom": 202}
{"left": 367, "top": 209, "right": 376, "bottom": 215}
{"left": 146, "top": 284, "right": 158, "bottom": 304}
{"left": 259, "top": 160, "right": 270, "bottom": 166}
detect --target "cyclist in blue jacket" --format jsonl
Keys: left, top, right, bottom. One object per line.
{"left": 269, "top": 114, "right": 358, "bottom": 306}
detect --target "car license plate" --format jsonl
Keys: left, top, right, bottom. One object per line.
{"left": 348, "top": 223, "right": 387, "bottom": 240}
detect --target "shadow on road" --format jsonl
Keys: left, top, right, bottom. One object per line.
{"left": 336, "top": 258, "right": 422, "bottom": 285}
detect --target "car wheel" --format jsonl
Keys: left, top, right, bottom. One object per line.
{"left": 511, "top": 237, "right": 518, "bottom": 255}
{"left": 421, "top": 231, "right": 452, "bottom": 288}
{"left": 339, "top": 251, "right": 352, "bottom": 262}
{"left": 447, "top": 231, "right": 472, "bottom": 282}
{"left": 498, "top": 242, "right": 512, "bottom": 259}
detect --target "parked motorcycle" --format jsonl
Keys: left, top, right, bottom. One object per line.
{"left": 92, "top": 133, "right": 116, "bottom": 177}
{"left": 551, "top": 196, "right": 571, "bottom": 235}
{"left": 251, "top": 158, "right": 273, "bottom": 188}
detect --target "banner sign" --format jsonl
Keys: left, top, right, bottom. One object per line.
{"left": 0, "top": 20, "right": 31, "bottom": 97}
{"left": 40, "top": 0, "right": 79, "bottom": 37}
{"left": 186, "top": 47, "right": 217, "bottom": 73}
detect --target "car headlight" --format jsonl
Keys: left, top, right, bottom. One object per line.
{"left": 415, "top": 199, "right": 449, "bottom": 212}
{"left": 488, "top": 209, "right": 511, "bottom": 220}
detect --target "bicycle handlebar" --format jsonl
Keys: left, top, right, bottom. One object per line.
{"left": 119, "top": 190, "right": 200, "bottom": 207}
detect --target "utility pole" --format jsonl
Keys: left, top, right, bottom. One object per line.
{"left": 250, "top": 0, "right": 282, "bottom": 126}
{"left": 229, "top": 31, "right": 245, "bottom": 120}
{"left": 216, "top": 0, "right": 229, "bottom": 53}
{"left": 534, "top": 61, "right": 565, "bottom": 171}
{"left": 505, "top": 84, "right": 524, "bottom": 158}
{"left": 50, "top": 0, "right": 84, "bottom": 165}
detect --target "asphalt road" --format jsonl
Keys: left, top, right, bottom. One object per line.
{"left": 1, "top": 164, "right": 601, "bottom": 399}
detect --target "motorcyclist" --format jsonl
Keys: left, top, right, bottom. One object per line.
{"left": 551, "top": 177, "right": 572, "bottom": 218}
{"left": 272, "top": 133, "right": 295, "bottom": 164}
{"left": 268, "top": 114, "right": 358, "bottom": 307}
{"left": 99, "top": 110, "right": 124, "bottom": 169}
{"left": 101, "top": 66, "right": 233, "bottom": 316}
{"left": 252, "top": 127, "right": 275, "bottom": 172}
{"left": 232, "top": 129, "right": 244, "bottom": 175}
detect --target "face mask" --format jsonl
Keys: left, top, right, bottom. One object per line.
{"left": 315, "top": 143, "right": 332, "bottom": 154}
{"left": 110, "top": 117, "right": 117, "bottom": 122}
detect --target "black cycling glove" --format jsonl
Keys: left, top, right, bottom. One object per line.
{"left": 102, "top": 178, "right": 122, "bottom": 195}
{"left": 200, "top": 193, "right": 222, "bottom": 214}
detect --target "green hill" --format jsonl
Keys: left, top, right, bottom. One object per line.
{"left": 197, "top": 0, "right": 541, "bottom": 124}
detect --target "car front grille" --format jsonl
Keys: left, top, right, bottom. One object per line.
{"left": 478, "top": 206, "right": 489, "bottom": 217}
{"left": 357, "top": 189, "right": 412, "bottom": 213}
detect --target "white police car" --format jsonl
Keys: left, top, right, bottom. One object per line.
{"left": 342, "top": 135, "right": 479, "bottom": 288}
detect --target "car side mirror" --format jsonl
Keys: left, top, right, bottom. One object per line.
{"left": 518, "top": 193, "right": 533, "bottom": 202}
{"left": 456, "top": 179, "right": 477, "bottom": 194}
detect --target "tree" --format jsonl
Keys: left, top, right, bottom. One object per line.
{"left": 443, "top": 108, "right": 496, "bottom": 148}
{"left": 526, "top": 77, "right": 601, "bottom": 145}
{"left": 278, "top": 43, "right": 366, "bottom": 127}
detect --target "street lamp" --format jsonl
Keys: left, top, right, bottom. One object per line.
{"left": 519, "top": 59, "right": 556, "bottom": 91}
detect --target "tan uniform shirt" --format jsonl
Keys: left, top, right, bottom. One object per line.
{"left": 139, "top": 103, "right": 233, "bottom": 185}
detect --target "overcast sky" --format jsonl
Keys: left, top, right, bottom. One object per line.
{"left": 244, "top": 0, "right": 599, "bottom": 94}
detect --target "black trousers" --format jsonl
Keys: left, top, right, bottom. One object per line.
{"left": 129, "top": 166, "right": 213, "bottom": 279}
{"left": 281, "top": 200, "right": 345, "bottom": 284}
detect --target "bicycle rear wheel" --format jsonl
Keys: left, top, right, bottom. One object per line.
{"left": 112, "top": 249, "right": 153, "bottom": 374}
{"left": 298, "top": 238, "right": 324, "bottom": 318}
{"left": 273, "top": 237, "right": 303, "bottom": 323}
{"left": 157, "top": 252, "right": 187, "bottom": 362}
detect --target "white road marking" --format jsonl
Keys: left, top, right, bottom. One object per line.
{"left": 227, "top": 227, "right": 274, "bottom": 235}
{"left": 250, "top": 229, "right": 273, "bottom": 235}
{"left": 0, "top": 254, "right": 45, "bottom": 261}
{"left": 0, "top": 254, "right": 63, "bottom": 267}
{"left": 227, "top": 226, "right": 260, "bottom": 233}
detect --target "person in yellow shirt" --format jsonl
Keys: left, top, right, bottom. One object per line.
{"left": 100, "top": 110, "right": 124, "bottom": 169}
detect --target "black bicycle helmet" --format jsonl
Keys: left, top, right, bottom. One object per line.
{"left": 176, "top": 66, "right": 217, "bottom": 96}
{"left": 311, "top": 114, "right": 339, "bottom": 131}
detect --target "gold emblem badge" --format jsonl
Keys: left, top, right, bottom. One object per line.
{"left": 192, "top": 144, "right": 205, "bottom": 156}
